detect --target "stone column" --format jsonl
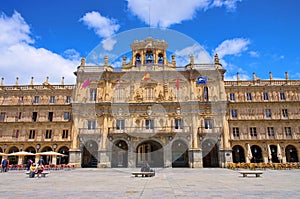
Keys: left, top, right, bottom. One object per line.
{"left": 188, "top": 149, "right": 203, "bottom": 168}
{"left": 68, "top": 149, "right": 81, "bottom": 167}
{"left": 128, "top": 140, "right": 136, "bottom": 168}
{"left": 98, "top": 149, "right": 111, "bottom": 168}
{"left": 164, "top": 138, "right": 172, "bottom": 168}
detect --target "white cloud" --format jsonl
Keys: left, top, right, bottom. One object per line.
{"left": 211, "top": 0, "right": 242, "bottom": 10}
{"left": 174, "top": 44, "right": 212, "bottom": 66}
{"left": 101, "top": 38, "right": 117, "bottom": 51}
{"left": 63, "top": 49, "right": 81, "bottom": 60}
{"left": 127, "top": 0, "right": 241, "bottom": 28}
{"left": 249, "top": 51, "right": 259, "bottom": 57}
{"left": 0, "top": 11, "right": 34, "bottom": 47}
{"left": 127, "top": 0, "right": 210, "bottom": 28}
{"left": 0, "top": 12, "right": 79, "bottom": 85}
{"left": 80, "top": 11, "right": 120, "bottom": 38}
{"left": 214, "top": 38, "right": 250, "bottom": 59}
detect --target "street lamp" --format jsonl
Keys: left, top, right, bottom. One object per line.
{"left": 53, "top": 144, "right": 57, "bottom": 151}
{"left": 3, "top": 144, "right": 7, "bottom": 153}
{"left": 36, "top": 144, "right": 40, "bottom": 152}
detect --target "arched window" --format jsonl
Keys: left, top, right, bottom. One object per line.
{"left": 145, "top": 51, "right": 153, "bottom": 64}
{"left": 135, "top": 53, "right": 141, "bottom": 66}
{"left": 203, "top": 86, "right": 209, "bottom": 101}
{"left": 158, "top": 53, "right": 163, "bottom": 65}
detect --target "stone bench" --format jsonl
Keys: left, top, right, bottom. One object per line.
{"left": 26, "top": 171, "right": 49, "bottom": 177}
{"left": 239, "top": 171, "right": 263, "bottom": 177}
{"left": 131, "top": 171, "right": 155, "bottom": 177}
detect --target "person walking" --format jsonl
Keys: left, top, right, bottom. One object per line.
{"left": 37, "top": 157, "right": 44, "bottom": 166}
{"left": 1, "top": 158, "right": 9, "bottom": 172}
{"left": 27, "top": 159, "right": 33, "bottom": 171}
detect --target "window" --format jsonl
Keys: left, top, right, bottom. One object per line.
{"left": 267, "top": 127, "right": 275, "bottom": 137}
{"left": 204, "top": 119, "right": 213, "bottom": 129}
{"left": 263, "top": 92, "right": 269, "bottom": 100}
{"left": 18, "top": 112, "right": 22, "bottom": 120}
{"left": 282, "top": 109, "right": 288, "bottom": 118}
{"left": 88, "top": 120, "right": 96, "bottom": 129}
{"left": 29, "top": 130, "right": 35, "bottom": 139}
{"left": 175, "top": 119, "right": 183, "bottom": 129}
{"left": 265, "top": 109, "right": 272, "bottom": 118}
{"left": 280, "top": 92, "right": 286, "bottom": 100}
{"left": 48, "top": 112, "right": 53, "bottom": 122}
{"left": 116, "top": 88, "right": 125, "bottom": 101}
{"left": 62, "top": 129, "right": 68, "bottom": 139}
{"left": 285, "top": 127, "right": 292, "bottom": 136}
{"left": 231, "top": 109, "right": 237, "bottom": 118}
{"left": 145, "top": 88, "right": 154, "bottom": 100}
{"left": 66, "top": 96, "right": 71, "bottom": 103}
{"left": 203, "top": 87, "right": 209, "bottom": 101}
{"left": 49, "top": 96, "right": 55, "bottom": 103}
{"left": 116, "top": 119, "right": 125, "bottom": 130}
{"left": 15, "top": 130, "right": 19, "bottom": 138}
{"left": 33, "top": 96, "right": 39, "bottom": 103}
{"left": 229, "top": 93, "right": 235, "bottom": 101}
{"left": 145, "top": 119, "right": 154, "bottom": 129}
{"left": 246, "top": 93, "right": 252, "bottom": 101}
{"left": 0, "top": 112, "right": 5, "bottom": 122}
{"left": 250, "top": 127, "right": 257, "bottom": 137}
{"left": 64, "top": 112, "right": 70, "bottom": 120}
{"left": 89, "top": 89, "right": 97, "bottom": 101}
{"left": 32, "top": 112, "right": 37, "bottom": 122}
{"left": 232, "top": 127, "right": 239, "bottom": 137}
{"left": 45, "top": 129, "right": 52, "bottom": 139}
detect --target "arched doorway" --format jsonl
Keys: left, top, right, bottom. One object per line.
{"left": 24, "top": 146, "right": 36, "bottom": 164}
{"left": 136, "top": 140, "right": 163, "bottom": 167}
{"left": 57, "top": 146, "right": 69, "bottom": 164}
{"left": 202, "top": 139, "right": 219, "bottom": 167}
{"left": 8, "top": 146, "right": 19, "bottom": 165}
{"left": 82, "top": 140, "right": 98, "bottom": 168}
{"left": 111, "top": 140, "right": 128, "bottom": 168}
{"left": 40, "top": 146, "right": 53, "bottom": 165}
{"left": 251, "top": 145, "right": 263, "bottom": 163}
{"left": 270, "top": 145, "right": 279, "bottom": 163}
{"left": 172, "top": 140, "right": 189, "bottom": 167}
{"left": 232, "top": 145, "right": 245, "bottom": 163}
{"left": 285, "top": 145, "right": 298, "bottom": 162}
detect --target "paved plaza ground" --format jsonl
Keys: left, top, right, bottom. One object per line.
{"left": 0, "top": 168, "right": 299, "bottom": 199}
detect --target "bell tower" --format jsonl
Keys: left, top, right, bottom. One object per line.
{"left": 122, "top": 37, "right": 176, "bottom": 71}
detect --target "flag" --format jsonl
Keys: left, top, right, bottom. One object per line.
{"left": 81, "top": 78, "right": 90, "bottom": 89}
{"left": 175, "top": 78, "right": 179, "bottom": 90}
{"left": 197, "top": 76, "right": 207, "bottom": 84}
{"left": 143, "top": 72, "right": 150, "bottom": 80}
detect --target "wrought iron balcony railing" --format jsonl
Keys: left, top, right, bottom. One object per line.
{"left": 108, "top": 126, "right": 191, "bottom": 134}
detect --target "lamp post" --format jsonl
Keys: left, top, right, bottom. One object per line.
{"left": 53, "top": 144, "right": 57, "bottom": 151}
{"left": 36, "top": 144, "right": 40, "bottom": 152}
{"left": 3, "top": 144, "right": 7, "bottom": 153}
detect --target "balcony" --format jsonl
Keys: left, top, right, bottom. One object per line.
{"left": 78, "top": 128, "right": 102, "bottom": 141}
{"left": 230, "top": 133, "right": 300, "bottom": 141}
{"left": 78, "top": 128, "right": 102, "bottom": 135}
{"left": 108, "top": 126, "right": 191, "bottom": 136}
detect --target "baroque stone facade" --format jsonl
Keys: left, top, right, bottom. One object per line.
{"left": 0, "top": 37, "right": 299, "bottom": 168}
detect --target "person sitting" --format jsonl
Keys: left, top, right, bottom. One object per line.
{"left": 141, "top": 163, "right": 150, "bottom": 172}
{"left": 29, "top": 163, "right": 36, "bottom": 178}
{"left": 36, "top": 164, "right": 44, "bottom": 178}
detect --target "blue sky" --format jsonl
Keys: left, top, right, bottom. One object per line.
{"left": 0, "top": 0, "right": 299, "bottom": 84}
